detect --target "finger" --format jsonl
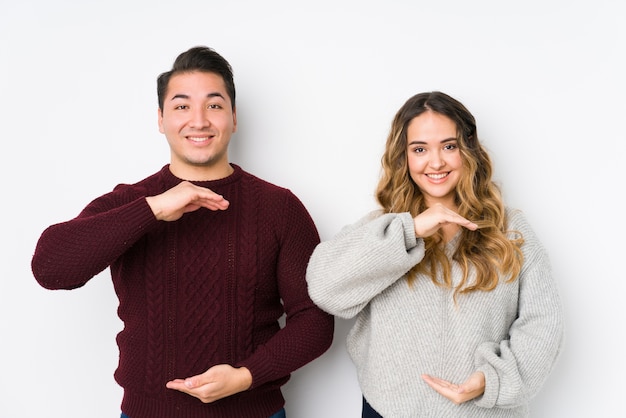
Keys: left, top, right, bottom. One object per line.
{"left": 423, "top": 376, "right": 443, "bottom": 392}
{"left": 458, "top": 218, "right": 478, "bottom": 230}
{"left": 442, "top": 212, "right": 477, "bottom": 230}
{"left": 422, "top": 375, "right": 461, "bottom": 394}
{"left": 166, "top": 379, "right": 188, "bottom": 391}
{"left": 205, "top": 199, "right": 230, "bottom": 211}
{"left": 197, "top": 195, "right": 230, "bottom": 211}
{"left": 433, "top": 204, "right": 478, "bottom": 230}
{"left": 422, "top": 374, "right": 449, "bottom": 386}
{"left": 459, "top": 373, "right": 482, "bottom": 394}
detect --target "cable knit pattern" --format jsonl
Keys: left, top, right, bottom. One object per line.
{"left": 32, "top": 164, "right": 334, "bottom": 418}
{"left": 306, "top": 208, "right": 563, "bottom": 417}
{"left": 238, "top": 178, "right": 259, "bottom": 360}
{"left": 144, "top": 226, "right": 167, "bottom": 397}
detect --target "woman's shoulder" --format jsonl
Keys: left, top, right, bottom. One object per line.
{"left": 505, "top": 207, "right": 546, "bottom": 251}
{"left": 505, "top": 206, "right": 530, "bottom": 229}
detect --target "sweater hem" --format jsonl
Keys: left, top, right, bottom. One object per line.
{"left": 121, "top": 389, "right": 285, "bottom": 418}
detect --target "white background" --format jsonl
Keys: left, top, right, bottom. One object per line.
{"left": 1, "top": 0, "right": 624, "bottom": 417}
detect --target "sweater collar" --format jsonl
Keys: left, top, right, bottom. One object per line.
{"left": 159, "top": 163, "right": 244, "bottom": 188}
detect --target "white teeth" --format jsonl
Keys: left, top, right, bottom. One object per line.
{"left": 427, "top": 173, "right": 447, "bottom": 179}
{"left": 188, "top": 137, "right": 208, "bottom": 142}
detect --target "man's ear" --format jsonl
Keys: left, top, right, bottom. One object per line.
{"left": 158, "top": 108, "right": 164, "bottom": 134}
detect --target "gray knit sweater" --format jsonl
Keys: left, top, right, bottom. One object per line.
{"left": 306, "top": 208, "right": 563, "bottom": 417}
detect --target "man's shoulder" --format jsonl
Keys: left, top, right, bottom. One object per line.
{"left": 112, "top": 166, "right": 169, "bottom": 192}
{"left": 238, "top": 166, "right": 294, "bottom": 197}
{"left": 237, "top": 167, "right": 314, "bottom": 220}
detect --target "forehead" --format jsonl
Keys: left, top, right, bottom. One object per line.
{"left": 166, "top": 71, "right": 229, "bottom": 100}
{"left": 407, "top": 111, "right": 457, "bottom": 140}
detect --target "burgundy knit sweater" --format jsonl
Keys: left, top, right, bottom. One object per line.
{"left": 31, "top": 164, "right": 334, "bottom": 418}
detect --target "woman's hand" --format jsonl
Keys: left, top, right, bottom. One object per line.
{"left": 413, "top": 203, "right": 477, "bottom": 238}
{"left": 421, "top": 371, "right": 485, "bottom": 404}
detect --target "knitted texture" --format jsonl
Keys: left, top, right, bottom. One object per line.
{"left": 306, "top": 209, "right": 563, "bottom": 417}
{"left": 32, "top": 164, "right": 334, "bottom": 418}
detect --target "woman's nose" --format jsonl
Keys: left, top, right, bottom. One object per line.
{"left": 430, "top": 153, "right": 445, "bottom": 169}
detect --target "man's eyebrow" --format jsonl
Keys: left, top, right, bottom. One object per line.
{"left": 207, "top": 92, "right": 225, "bottom": 100}
{"left": 169, "top": 92, "right": 225, "bottom": 101}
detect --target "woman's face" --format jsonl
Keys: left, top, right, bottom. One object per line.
{"left": 406, "top": 111, "right": 463, "bottom": 208}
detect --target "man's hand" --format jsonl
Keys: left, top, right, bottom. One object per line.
{"left": 166, "top": 364, "right": 252, "bottom": 403}
{"left": 146, "top": 181, "right": 229, "bottom": 222}
{"left": 421, "top": 371, "right": 485, "bottom": 404}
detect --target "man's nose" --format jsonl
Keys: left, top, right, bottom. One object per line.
{"left": 189, "top": 108, "right": 210, "bottom": 128}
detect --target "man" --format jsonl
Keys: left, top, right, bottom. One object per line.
{"left": 31, "top": 46, "right": 334, "bottom": 418}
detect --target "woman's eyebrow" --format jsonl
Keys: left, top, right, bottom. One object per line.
{"left": 407, "top": 137, "right": 457, "bottom": 146}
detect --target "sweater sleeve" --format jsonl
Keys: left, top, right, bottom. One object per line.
{"left": 236, "top": 190, "right": 334, "bottom": 388}
{"left": 474, "top": 210, "right": 564, "bottom": 408}
{"left": 31, "top": 186, "right": 159, "bottom": 290}
{"left": 306, "top": 211, "right": 425, "bottom": 319}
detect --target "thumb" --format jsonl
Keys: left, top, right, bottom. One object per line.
{"left": 184, "top": 377, "right": 199, "bottom": 388}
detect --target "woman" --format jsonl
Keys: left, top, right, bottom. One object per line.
{"left": 306, "top": 91, "right": 563, "bottom": 417}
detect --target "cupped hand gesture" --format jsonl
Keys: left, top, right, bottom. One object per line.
{"left": 166, "top": 364, "right": 252, "bottom": 403}
{"left": 422, "top": 371, "right": 486, "bottom": 404}
{"left": 413, "top": 203, "right": 478, "bottom": 238}
{"left": 146, "top": 181, "right": 230, "bottom": 222}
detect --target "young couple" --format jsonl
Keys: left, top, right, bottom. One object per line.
{"left": 32, "top": 46, "right": 563, "bottom": 418}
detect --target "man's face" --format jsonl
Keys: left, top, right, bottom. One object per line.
{"left": 158, "top": 71, "right": 237, "bottom": 180}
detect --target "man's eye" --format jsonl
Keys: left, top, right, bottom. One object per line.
{"left": 174, "top": 105, "right": 189, "bottom": 110}
{"left": 208, "top": 104, "right": 222, "bottom": 109}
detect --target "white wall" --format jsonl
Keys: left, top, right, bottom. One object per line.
{"left": 1, "top": 0, "right": 624, "bottom": 416}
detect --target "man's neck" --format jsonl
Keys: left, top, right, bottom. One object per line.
{"left": 169, "top": 162, "right": 234, "bottom": 181}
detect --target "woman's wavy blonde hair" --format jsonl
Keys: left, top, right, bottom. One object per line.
{"left": 375, "top": 92, "right": 523, "bottom": 297}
